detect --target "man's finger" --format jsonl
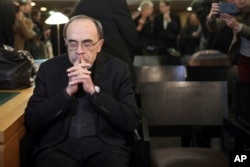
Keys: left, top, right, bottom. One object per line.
{"left": 78, "top": 54, "right": 87, "bottom": 64}
{"left": 73, "top": 56, "right": 79, "bottom": 66}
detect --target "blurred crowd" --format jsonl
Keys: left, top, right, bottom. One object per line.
{"left": 0, "top": 0, "right": 52, "bottom": 58}
{"left": 132, "top": 0, "right": 232, "bottom": 56}
{"left": 1, "top": 0, "right": 250, "bottom": 80}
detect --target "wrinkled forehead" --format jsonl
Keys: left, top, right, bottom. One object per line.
{"left": 66, "top": 19, "right": 98, "bottom": 40}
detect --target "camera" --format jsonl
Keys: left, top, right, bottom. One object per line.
{"left": 219, "top": 3, "right": 238, "bottom": 15}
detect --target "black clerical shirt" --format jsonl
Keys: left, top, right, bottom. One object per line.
{"left": 68, "top": 91, "right": 97, "bottom": 138}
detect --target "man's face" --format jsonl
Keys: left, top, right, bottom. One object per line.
{"left": 159, "top": 2, "right": 170, "bottom": 13}
{"left": 24, "top": 0, "right": 32, "bottom": 13}
{"left": 65, "top": 19, "right": 104, "bottom": 65}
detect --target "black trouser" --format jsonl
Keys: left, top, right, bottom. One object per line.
{"left": 35, "top": 137, "right": 131, "bottom": 167}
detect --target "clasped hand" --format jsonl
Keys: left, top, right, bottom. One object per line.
{"left": 66, "top": 55, "right": 95, "bottom": 96}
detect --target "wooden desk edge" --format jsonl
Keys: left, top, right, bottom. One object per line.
{"left": 0, "top": 87, "right": 33, "bottom": 143}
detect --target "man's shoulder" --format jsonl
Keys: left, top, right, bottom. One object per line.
{"left": 40, "top": 54, "right": 69, "bottom": 68}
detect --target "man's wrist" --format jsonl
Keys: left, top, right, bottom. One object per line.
{"left": 66, "top": 87, "right": 74, "bottom": 97}
{"left": 64, "top": 88, "right": 74, "bottom": 101}
{"left": 90, "top": 85, "right": 100, "bottom": 96}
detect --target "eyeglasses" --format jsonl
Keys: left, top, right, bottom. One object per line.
{"left": 66, "top": 39, "right": 101, "bottom": 51}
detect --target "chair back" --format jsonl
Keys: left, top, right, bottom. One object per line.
{"left": 135, "top": 66, "right": 186, "bottom": 94}
{"left": 135, "top": 66, "right": 186, "bottom": 84}
{"left": 140, "top": 81, "right": 228, "bottom": 127}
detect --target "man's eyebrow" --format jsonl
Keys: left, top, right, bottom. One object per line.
{"left": 68, "top": 39, "right": 78, "bottom": 42}
{"left": 67, "top": 39, "right": 93, "bottom": 43}
{"left": 82, "top": 39, "right": 93, "bottom": 43}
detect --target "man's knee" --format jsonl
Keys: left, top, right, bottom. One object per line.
{"left": 35, "top": 150, "right": 80, "bottom": 167}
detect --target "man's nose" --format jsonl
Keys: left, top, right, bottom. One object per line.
{"left": 76, "top": 43, "right": 86, "bottom": 53}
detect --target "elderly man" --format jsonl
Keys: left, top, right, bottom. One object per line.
{"left": 24, "top": 15, "right": 139, "bottom": 167}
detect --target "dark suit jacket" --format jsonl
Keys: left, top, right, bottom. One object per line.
{"left": 71, "top": 0, "right": 138, "bottom": 88}
{"left": 24, "top": 52, "right": 139, "bottom": 153}
{"left": 153, "top": 13, "right": 181, "bottom": 49}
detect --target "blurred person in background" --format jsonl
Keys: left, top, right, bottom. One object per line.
{"left": 29, "top": 8, "right": 51, "bottom": 59}
{"left": 70, "top": 0, "right": 138, "bottom": 89}
{"left": 207, "top": 0, "right": 250, "bottom": 81}
{"left": 31, "top": 8, "right": 45, "bottom": 42}
{"left": 191, "top": 0, "right": 216, "bottom": 50}
{"left": 205, "top": 0, "right": 234, "bottom": 54}
{"left": 178, "top": 12, "right": 201, "bottom": 55}
{"left": 13, "top": 0, "right": 37, "bottom": 50}
{"left": 133, "top": 0, "right": 154, "bottom": 54}
{"left": 0, "top": 0, "right": 16, "bottom": 48}
{"left": 153, "top": 0, "right": 181, "bottom": 54}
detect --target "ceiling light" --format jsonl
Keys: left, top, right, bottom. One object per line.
{"left": 40, "top": 7, "right": 47, "bottom": 12}
{"left": 187, "top": 6, "right": 192, "bottom": 11}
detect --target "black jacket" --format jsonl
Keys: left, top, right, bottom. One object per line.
{"left": 153, "top": 13, "right": 181, "bottom": 49}
{"left": 24, "top": 52, "right": 139, "bottom": 153}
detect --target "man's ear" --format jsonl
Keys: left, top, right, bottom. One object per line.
{"left": 64, "top": 38, "right": 67, "bottom": 47}
{"left": 97, "top": 39, "right": 104, "bottom": 52}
